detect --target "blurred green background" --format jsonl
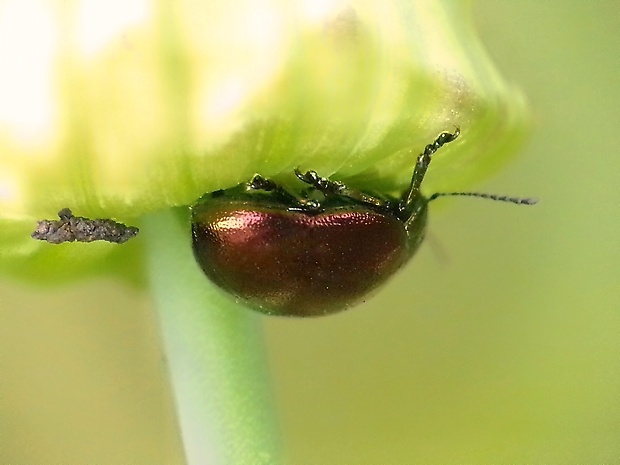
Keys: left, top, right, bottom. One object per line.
{"left": 2, "top": 2, "right": 619, "bottom": 464}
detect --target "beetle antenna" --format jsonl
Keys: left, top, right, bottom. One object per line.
{"left": 428, "top": 192, "right": 538, "bottom": 205}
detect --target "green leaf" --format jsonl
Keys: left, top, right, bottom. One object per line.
{"left": 0, "top": 1, "right": 526, "bottom": 277}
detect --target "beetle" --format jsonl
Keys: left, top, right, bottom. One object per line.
{"left": 191, "top": 128, "right": 536, "bottom": 317}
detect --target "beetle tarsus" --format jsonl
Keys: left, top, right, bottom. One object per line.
{"left": 249, "top": 173, "right": 321, "bottom": 211}
{"left": 248, "top": 174, "right": 278, "bottom": 192}
{"left": 294, "top": 168, "right": 347, "bottom": 196}
{"left": 295, "top": 168, "right": 389, "bottom": 209}
{"left": 423, "top": 126, "right": 460, "bottom": 157}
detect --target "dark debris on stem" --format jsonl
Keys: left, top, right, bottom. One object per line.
{"left": 31, "top": 208, "right": 139, "bottom": 244}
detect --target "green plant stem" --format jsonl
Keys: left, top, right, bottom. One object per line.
{"left": 144, "top": 208, "right": 282, "bottom": 465}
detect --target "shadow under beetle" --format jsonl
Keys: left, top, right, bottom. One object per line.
{"left": 191, "top": 128, "right": 537, "bottom": 317}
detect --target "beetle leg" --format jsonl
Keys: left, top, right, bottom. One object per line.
{"left": 248, "top": 174, "right": 280, "bottom": 192}
{"left": 294, "top": 168, "right": 390, "bottom": 209}
{"left": 249, "top": 174, "right": 321, "bottom": 211}
{"left": 399, "top": 127, "right": 460, "bottom": 216}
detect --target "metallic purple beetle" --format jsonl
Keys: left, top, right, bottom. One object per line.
{"left": 191, "top": 128, "right": 536, "bottom": 317}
